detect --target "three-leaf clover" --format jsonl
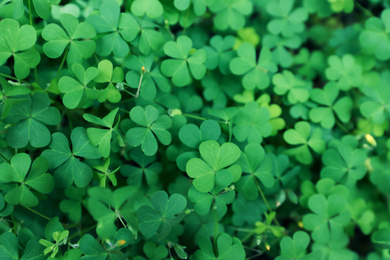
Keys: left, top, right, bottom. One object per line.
{"left": 95, "top": 60, "right": 124, "bottom": 103}
{"left": 126, "top": 105, "right": 172, "bottom": 156}
{"left": 58, "top": 63, "right": 99, "bottom": 109}
{"left": 263, "top": 34, "right": 301, "bottom": 68}
{"left": 131, "top": 0, "right": 164, "bottom": 19}
{"left": 272, "top": 70, "right": 310, "bottom": 104}
{"left": 209, "top": 0, "right": 253, "bottom": 31}
{"left": 41, "top": 127, "right": 101, "bottom": 188}
{"left": 309, "top": 82, "right": 353, "bottom": 129}
{"left": 0, "top": 19, "right": 40, "bottom": 79}
{"left": 276, "top": 231, "right": 320, "bottom": 260}
{"left": 230, "top": 43, "right": 277, "bottom": 90}
{"left": 236, "top": 143, "right": 274, "bottom": 200}
{"left": 0, "top": 153, "right": 54, "bottom": 207}
{"left": 194, "top": 233, "right": 246, "bottom": 260}
{"left": 266, "top": 0, "right": 308, "bottom": 37}
{"left": 161, "top": 36, "right": 207, "bottom": 87}
{"left": 59, "top": 186, "right": 86, "bottom": 222}
{"left": 0, "top": 232, "right": 45, "bottom": 260}
{"left": 5, "top": 93, "right": 61, "bottom": 148}
{"left": 303, "top": 194, "right": 351, "bottom": 243}
{"left": 42, "top": 13, "right": 96, "bottom": 64}
{"left": 204, "top": 35, "right": 236, "bottom": 75}
{"left": 186, "top": 140, "right": 241, "bottom": 192}
{"left": 137, "top": 190, "right": 187, "bottom": 240}
{"left": 233, "top": 102, "right": 272, "bottom": 143}
{"left": 283, "top": 121, "right": 325, "bottom": 165}
{"left": 0, "top": 76, "right": 31, "bottom": 119}
{"left": 39, "top": 230, "right": 69, "bottom": 258}
{"left": 84, "top": 108, "right": 123, "bottom": 158}
{"left": 360, "top": 82, "right": 390, "bottom": 124}
{"left": 325, "top": 54, "right": 362, "bottom": 90}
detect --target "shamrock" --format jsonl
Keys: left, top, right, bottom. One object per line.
{"left": 40, "top": 230, "right": 69, "bottom": 258}
{"left": 303, "top": 194, "right": 350, "bottom": 243}
{"left": 42, "top": 13, "right": 96, "bottom": 65}
{"left": 276, "top": 231, "right": 320, "bottom": 260}
{"left": 87, "top": 186, "right": 140, "bottom": 239}
{"left": 360, "top": 81, "right": 390, "bottom": 124}
{"left": 0, "top": 153, "right": 54, "bottom": 207}
{"left": 133, "top": 242, "right": 169, "bottom": 260}
{"left": 360, "top": 9, "right": 390, "bottom": 61}
{"left": 179, "top": 119, "right": 221, "bottom": 149}
{"left": 194, "top": 233, "right": 246, "bottom": 260}
{"left": 283, "top": 121, "right": 326, "bottom": 165}
{"left": 209, "top": 0, "right": 253, "bottom": 31}
{"left": 266, "top": 0, "right": 308, "bottom": 37}
{"left": 137, "top": 191, "right": 187, "bottom": 240}
{"left": 84, "top": 108, "right": 123, "bottom": 158}
{"left": 309, "top": 82, "right": 353, "bottom": 129}
{"left": 161, "top": 36, "right": 207, "bottom": 87}
{"left": 131, "top": 0, "right": 164, "bottom": 19}
{"left": 120, "top": 149, "right": 162, "bottom": 186}
{"left": 128, "top": 17, "right": 164, "bottom": 55}
{"left": 125, "top": 54, "right": 171, "bottom": 101}
{"left": 186, "top": 140, "right": 241, "bottom": 192}
{"left": 312, "top": 233, "right": 357, "bottom": 260}
{"left": 272, "top": 70, "right": 310, "bottom": 104}
{"left": 126, "top": 105, "right": 172, "bottom": 156}
{"left": 0, "top": 232, "right": 45, "bottom": 260}
{"left": 235, "top": 143, "right": 274, "bottom": 200}
{"left": 86, "top": 0, "right": 140, "bottom": 57}
{"left": 256, "top": 94, "right": 286, "bottom": 135}
{"left": 58, "top": 63, "right": 99, "bottom": 109}
{"left": 325, "top": 54, "right": 362, "bottom": 90}
{"left": 41, "top": 127, "right": 101, "bottom": 188}
{"left": 0, "top": 19, "right": 40, "bottom": 79}
{"left": 232, "top": 193, "right": 267, "bottom": 226}
{"left": 92, "top": 158, "right": 120, "bottom": 187}
{"left": 204, "top": 35, "right": 236, "bottom": 75}
{"left": 230, "top": 43, "right": 277, "bottom": 90}
{"left": 321, "top": 140, "right": 367, "bottom": 187}
{"left": 0, "top": 76, "right": 31, "bottom": 119}
{"left": 294, "top": 48, "right": 325, "bottom": 79}
{"left": 263, "top": 34, "right": 301, "bottom": 68}
{"left": 233, "top": 102, "right": 272, "bottom": 143}
{"left": 95, "top": 60, "right": 124, "bottom": 103}
{"left": 4, "top": 93, "right": 61, "bottom": 148}
{"left": 328, "top": 0, "right": 354, "bottom": 13}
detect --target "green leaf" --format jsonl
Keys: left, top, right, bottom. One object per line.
{"left": 209, "top": 0, "right": 253, "bottom": 31}
{"left": 272, "top": 70, "right": 310, "bottom": 104}
{"left": 179, "top": 120, "right": 221, "bottom": 149}
{"left": 325, "top": 54, "right": 362, "bottom": 90}
{"left": 131, "top": 0, "right": 163, "bottom": 19}
{"left": 372, "top": 229, "right": 390, "bottom": 249}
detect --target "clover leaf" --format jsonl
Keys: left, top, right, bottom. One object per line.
{"left": 204, "top": 35, "right": 236, "bottom": 75}
{"left": 59, "top": 186, "right": 86, "bottom": 222}
{"left": 125, "top": 54, "right": 171, "bottom": 101}
{"left": 95, "top": 60, "right": 124, "bottom": 103}
{"left": 209, "top": 0, "right": 253, "bottom": 31}
{"left": 42, "top": 13, "right": 96, "bottom": 65}
{"left": 137, "top": 190, "right": 187, "bottom": 240}
{"left": 58, "top": 63, "right": 99, "bottom": 109}
{"left": 186, "top": 140, "right": 241, "bottom": 192}
{"left": 129, "top": 17, "right": 164, "bottom": 55}
{"left": 126, "top": 105, "right": 172, "bottom": 156}
{"left": 232, "top": 193, "right": 267, "bottom": 226}
{"left": 194, "top": 233, "right": 246, "bottom": 260}
{"left": 276, "top": 231, "right": 320, "bottom": 260}
{"left": 0, "top": 19, "right": 40, "bottom": 79}
{"left": 84, "top": 107, "right": 122, "bottom": 158}
{"left": 0, "top": 232, "right": 45, "bottom": 260}
{"left": 360, "top": 82, "right": 390, "bottom": 124}
{"left": 263, "top": 34, "right": 301, "bottom": 68}
{"left": 236, "top": 143, "right": 274, "bottom": 200}
{"left": 257, "top": 94, "right": 286, "bottom": 135}
{"left": 284, "top": 121, "right": 325, "bottom": 165}
{"left": 309, "top": 82, "right": 353, "bottom": 129}
{"left": 360, "top": 9, "right": 390, "bottom": 61}
{"left": 328, "top": 0, "right": 354, "bottom": 13}
{"left": 179, "top": 119, "right": 221, "bottom": 149}
{"left": 303, "top": 194, "right": 351, "bottom": 243}
{"left": 131, "top": 0, "right": 163, "bottom": 19}
{"left": 233, "top": 102, "right": 272, "bottom": 143}
{"left": 161, "top": 36, "right": 207, "bottom": 87}
{"left": 86, "top": 0, "right": 139, "bottom": 57}
{"left": 5, "top": 92, "right": 61, "bottom": 148}
{"left": 325, "top": 54, "right": 362, "bottom": 90}
{"left": 0, "top": 153, "right": 54, "bottom": 207}
{"left": 272, "top": 70, "right": 310, "bottom": 104}
{"left": 41, "top": 127, "right": 101, "bottom": 188}
{"left": 92, "top": 158, "right": 120, "bottom": 187}
{"left": 321, "top": 142, "right": 367, "bottom": 187}
{"left": 230, "top": 43, "right": 277, "bottom": 90}
{"left": 266, "top": 0, "right": 308, "bottom": 37}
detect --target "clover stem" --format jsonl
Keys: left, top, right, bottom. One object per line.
{"left": 23, "top": 206, "right": 51, "bottom": 221}
{"left": 55, "top": 45, "right": 70, "bottom": 79}
{"left": 0, "top": 152, "right": 9, "bottom": 162}
{"left": 254, "top": 178, "right": 280, "bottom": 226}
{"left": 68, "top": 224, "right": 96, "bottom": 240}
{"left": 0, "top": 73, "right": 27, "bottom": 84}
{"left": 135, "top": 67, "right": 146, "bottom": 98}
{"left": 212, "top": 207, "right": 219, "bottom": 246}
{"left": 119, "top": 108, "right": 130, "bottom": 114}
{"left": 336, "top": 119, "right": 351, "bottom": 134}
{"left": 28, "top": 0, "right": 32, "bottom": 25}
{"left": 117, "top": 214, "right": 127, "bottom": 229}
{"left": 182, "top": 114, "right": 207, "bottom": 121}
{"left": 240, "top": 231, "right": 255, "bottom": 243}
{"left": 355, "top": 2, "right": 373, "bottom": 17}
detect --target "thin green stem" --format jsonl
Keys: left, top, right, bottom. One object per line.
{"left": 68, "top": 225, "right": 96, "bottom": 240}
{"left": 0, "top": 152, "right": 9, "bottom": 162}
{"left": 213, "top": 207, "right": 219, "bottom": 248}
{"left": 336, "top": 119, "right": 351, "bottom": 134}
{"left": 182, "top": 114, "right": 208, "bottom": 121}
{"left": 23, "top": 206, "right": 51, "bottom": 221}
{"left": 55, "top": 45, "right": 70, "bottom": 79}
{"left": 254, "top": 178, "right": 281, "bottom": 226}
{"left": 28, "top": 0, "right": 32, "bottom": 25}
{"left": 135, "top": 68, "right": 146, "bottom": 98}
{"left": 0, "top": 73, "right": 28, "bottom": 84}
{"left": 240, "top": 231, "right": 255, "bottom": 243}
{"left": 119, "top": 108, "right": 130, "bottom": 114}
{"left": 355, "top": 1, "right": 373, "bottom": 17}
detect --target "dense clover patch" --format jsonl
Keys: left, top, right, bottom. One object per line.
{"left": 0, "top": 0, "right": 390, "bottom": 259}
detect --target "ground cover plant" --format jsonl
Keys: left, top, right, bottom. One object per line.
{"left": 1, "top": 0, "right": 390, "bottom": 259}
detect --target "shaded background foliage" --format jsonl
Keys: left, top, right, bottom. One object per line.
{"left": 0, "top": 0, "right": 390, "bottom": 259}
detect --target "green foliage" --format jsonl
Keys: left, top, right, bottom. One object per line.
{"left": 1, "top": 0, "right": 390, "bottom": 259}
